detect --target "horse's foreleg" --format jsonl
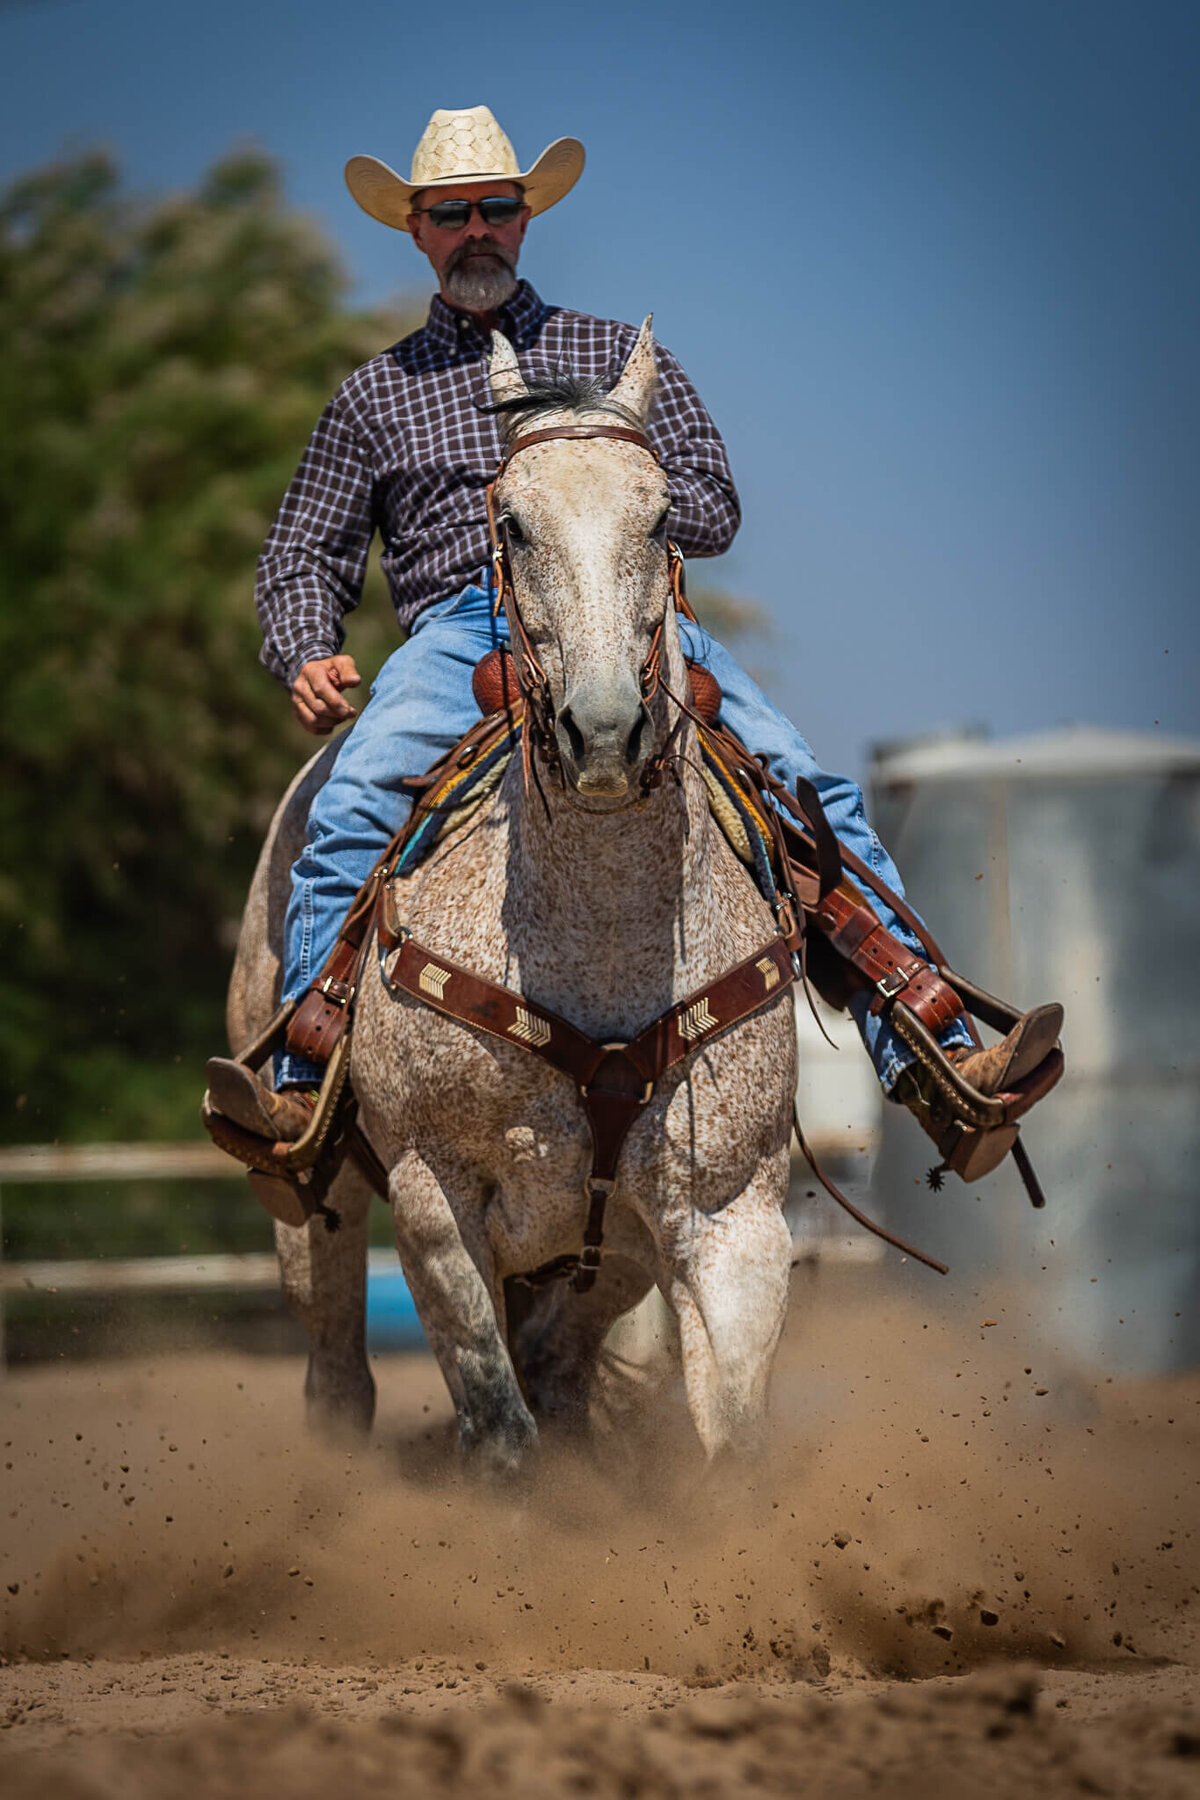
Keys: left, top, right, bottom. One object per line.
{"left": 658, "top": 1156, "right": 793, "bottom": 1460}
{"left": 390, "top": 1149, "right": 537, "bottom": 1477}
{"left": 508, "top": 1252, "right": 655, "bottom": 1432}
{"left": 274, "top": 1164, "right": 376, "bottom": 1438}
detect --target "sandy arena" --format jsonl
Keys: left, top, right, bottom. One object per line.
{"left": 1, "top": 1266, "right": 1197, "bottom": 1797}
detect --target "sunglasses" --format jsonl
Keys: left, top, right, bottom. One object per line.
{"left": 416, "top": 196, "right": 525, "bottom": 230}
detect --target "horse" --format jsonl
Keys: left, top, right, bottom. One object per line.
{"left": 227, "top": 320, "right": 799, "bottom": 1477}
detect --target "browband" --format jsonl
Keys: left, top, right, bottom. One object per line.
{"left": 499, "top": 424, "right": 656, "bottom": 471}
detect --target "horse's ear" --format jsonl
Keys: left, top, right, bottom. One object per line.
{"left": 607, "top": 314, "right": 657, "bottom": 425}
{"left": 488, "top": 331, "right": 529, "bottom": 408}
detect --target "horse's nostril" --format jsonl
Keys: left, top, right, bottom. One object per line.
{"left": 624, "top": 703, "right": 652, "bottom": 768}
{"left": 559, "top": 704, "right": 587, "bottom": 769}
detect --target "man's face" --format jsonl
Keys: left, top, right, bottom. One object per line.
{"left": 408, "top": 179, "right": 530, "bottom": 315}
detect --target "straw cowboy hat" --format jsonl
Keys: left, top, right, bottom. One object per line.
{"left": 345, "top": 105, "right": 585, "bottom": 233}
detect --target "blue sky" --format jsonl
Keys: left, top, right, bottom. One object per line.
{"left": 3, "top": 0, "right": 1197, "bottom": 775}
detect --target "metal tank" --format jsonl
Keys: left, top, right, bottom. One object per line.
{"left": 866, "top": 725, "right": 1200, "bottom": 1375}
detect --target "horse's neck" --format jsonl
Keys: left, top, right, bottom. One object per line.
{"left": 505, "top": 732, "right": 720, "bottom": 1035}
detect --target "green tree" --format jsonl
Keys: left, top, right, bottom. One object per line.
{"left": 0, "top": 148, "right": 415, "bottom": 1142}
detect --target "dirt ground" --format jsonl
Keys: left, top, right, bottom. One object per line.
{"left": 1, "top": 1268, "right": 1197, "bottom": 1797}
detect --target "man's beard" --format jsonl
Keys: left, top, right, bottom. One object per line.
{"left": 443, "top": 239, "right": 518, "bottom": 313}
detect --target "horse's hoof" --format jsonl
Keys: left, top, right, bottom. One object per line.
{"left": 458, "top": 1415, "right": 538, "bottom": 1483}
{"left": 304, "top": 1357, "right": 376, "bottom": 1440}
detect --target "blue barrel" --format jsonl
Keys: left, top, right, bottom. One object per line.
{"left": 365, "top": 1262, "right": 426, "bottom": 1349}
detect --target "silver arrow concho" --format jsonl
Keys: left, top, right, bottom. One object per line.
{"left": 677, "top": 998, "right": 719, "bottom": 1042}
{"left": 419, "top": 962, "right": 451, "bottom": 1000}
{"left": 508, "top": 1005, "right": 551, "bottom": 1048}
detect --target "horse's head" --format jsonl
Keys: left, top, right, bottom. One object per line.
{"left": 488, "top": 319, "right": 678, "bottom": 802}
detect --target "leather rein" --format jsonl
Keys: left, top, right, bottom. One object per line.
{"left": 484, "top": 423, "right": 697, "bottom": 804}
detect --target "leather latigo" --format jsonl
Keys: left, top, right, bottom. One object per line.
{"left": 813, "top": 882, "right": 965, "bottom": 1036}
{"left": 285, "top": 939, "right": 360, "bottom": 1063}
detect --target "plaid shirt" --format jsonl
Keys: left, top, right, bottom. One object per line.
{"left": 256, "top": 280, "right": 741, "bottom": 684}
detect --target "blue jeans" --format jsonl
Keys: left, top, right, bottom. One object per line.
{"left": 279, "top": 581, "right": 972, "bottom": 1090}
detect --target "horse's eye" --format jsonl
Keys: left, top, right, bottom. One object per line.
{"left": 503, "top": 514, "right": 526, "bottom": 547}
{"left": 650, "top": 509, "right": 670, "bottom": 541}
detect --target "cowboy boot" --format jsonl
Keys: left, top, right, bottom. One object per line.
{"left": 205, "top": 1058, "right": 316, "bottom": 1143}
{"left": 203, "top": 1060, "right": 323, "bottom": 1228}
{"left": 948, "top": 1003, "right": 1063, "bottom": 1099}
{"left": 896, "top": 1002, "right": 1063, "bottom": 1184}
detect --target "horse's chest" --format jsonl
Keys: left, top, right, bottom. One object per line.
{"left": 355, "top": 790, "right": 794, "bottom": 1255}
{"left": 359, "top": 972, "right": 792, "bottom": 1189}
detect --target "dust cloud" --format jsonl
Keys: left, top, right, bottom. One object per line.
{"left": 1, "top": 1267, "right": 1197, "bottom": 1796}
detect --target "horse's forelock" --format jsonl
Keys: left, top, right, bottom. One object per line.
{"left": 479, "top": 367, "right": 643, "bottom": 436}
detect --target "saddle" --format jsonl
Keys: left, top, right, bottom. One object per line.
{"left": 202, "top": 641, "right": 1063, "bottom": 1283}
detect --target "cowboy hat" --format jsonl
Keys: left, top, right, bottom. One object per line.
{"left": 345, "top": 105, "right": 584, "bottom": 233}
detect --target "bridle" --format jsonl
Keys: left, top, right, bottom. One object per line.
{"left": 483, "top": 423, "right": 697, "bottom": 801}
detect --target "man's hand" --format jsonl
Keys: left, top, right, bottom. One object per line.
{"left": 291, "top": 655, "right": 362, "bottom": 735}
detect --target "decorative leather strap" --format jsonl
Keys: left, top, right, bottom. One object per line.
{"left": 286, "top": 935, "right": 361, "bottom": 1063}
{"left": 380, "top": 931, "right": 791, "bottom": 1091}
{"left": 379, "top": 928, "right": 794, "bottom": 1290}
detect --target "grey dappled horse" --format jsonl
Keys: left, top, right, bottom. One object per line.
{"left": 227, "top": 322, "right": 797, "bottom": 1476}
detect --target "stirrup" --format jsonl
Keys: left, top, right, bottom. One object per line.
{"left": 201, "top": 990, "right": 366, "bottom": 1230}
{"left": 202, "top": 1032, "right": 353, "bottom": 1175}
{"left": 890, "top": 977, "right": 1064, "bottom": 1132}
{"left": 890, "top": 970, "right": 1063, "bottom": 1208}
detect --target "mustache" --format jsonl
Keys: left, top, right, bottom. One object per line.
{"left": 445, "top": 238, "right": 516, "bottom": 275}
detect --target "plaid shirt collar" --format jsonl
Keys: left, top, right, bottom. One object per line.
{"left": 423, "top": 279, "right": 553, "bottom": 355}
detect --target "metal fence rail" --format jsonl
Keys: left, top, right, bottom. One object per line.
{"left": 1, "top": 1246, "right": 404, "bottom": 1294}
{"left": 0, "top": 1136, "right": 877, "bottom": 1318}
{"left": 0, "top": 1143, "right": 426, "bottom": 1366}
{"left": 0, "top": 1142, "right": 237, "bottom": 1183}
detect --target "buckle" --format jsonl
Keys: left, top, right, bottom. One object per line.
{"left": 317, "top": 977, "right": 352, "bottom": 1006}
{"left": 876, "top": 965, "right": 914, "bottom": 1001}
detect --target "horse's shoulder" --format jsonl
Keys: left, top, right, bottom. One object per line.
{"left": 386, "top": 782, "right": 517, "bottom": 974}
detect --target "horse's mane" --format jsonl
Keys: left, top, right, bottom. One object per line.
{"left": 480, "top": 367, "right": 642, "bottom": 431}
